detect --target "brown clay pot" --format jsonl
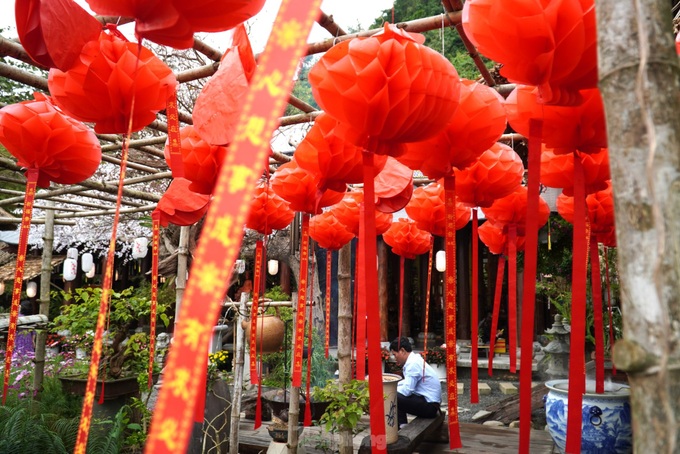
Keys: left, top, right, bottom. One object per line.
{"left": 242, "top": 314, "right": 285, "bottom": 353}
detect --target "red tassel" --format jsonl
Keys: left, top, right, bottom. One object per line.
{"left": 488, "top": 256, "right": 506, "bottom": 376}
{"left": 470, "top": 209, "right": 479, "bottom": 403}
{"left": 98, "top": 380, "right": 105, "bottom": 405}
{"left": 507, "top": 225, "right": 518, "bottom": 373}
{"left": 422, "top": 242, "right": 434, "bottom": 379}
{"left": 254, "top": 384, "right": 262, "bottom": 429}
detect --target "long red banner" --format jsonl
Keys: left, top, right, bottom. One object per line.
{"left": 292, "top": 215, "right": 310, "bottom": 387}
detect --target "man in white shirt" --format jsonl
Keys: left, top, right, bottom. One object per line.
{"left": 389, "top": 336, "right": 442, "bottom": 429}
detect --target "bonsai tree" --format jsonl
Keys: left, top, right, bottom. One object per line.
{"left": 52, "top": 286, "right": 172, "bottom": 380}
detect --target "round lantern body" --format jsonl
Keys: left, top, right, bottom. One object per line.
{"left": 81, "top": 253, "right": 94, "bottom": 273}
{"left": 0, "top": 93, "right": 102, "bottom": 188}
{"left": 382, "top": 218, "right": 432, "bottom": 259}
{"left": 48, "top": 31, "right": 177, "bottom": 134}
{"left": 484, "top": 186, "right": 551, "bottom": 236}
{"left": 374, "top": 158, "right": 414, "bottom": 213}
{"left": 270, "top": 160, "right": 345, "bottom": 215}
{"left": 63, "top": 258, "right": 78, "bottom": 281}
{"left": 245, "top": 180, "right": 295, "bottom": 234}
{"left": 309, "top": 210, "right": 355, "bottom": 250}
{"left": 66, "top": 247, "right": 78, "bottom": 260}
{"left": 164, "top": 125, "right": 228, "bottom": 195}
{"left": 132, "top": 237, "right": 149, "bottom": 259}
{"left": 556, "top": 180, "right": 616, "bottom": 238}
{"left": 309, "top": 23, "right": 461, "bottom": 154}
{"left": 540, "top": 146, "right": 610, "bottom": 195}
{"left": 435, "top": 250, "right": 446, "bottom": 272}
{"left": 455, "top": 142, "right": 524, "bottom": 208}
{"left": 478, "top": 221, "right": 527, "bottom": 255}
{"left": 26, "top": 281, "right": 38, "bottom": 298}
{"left": 86, "top": 266, "right": 96, "bottom": 278}
{"left": 330, "top": 190, "right": 393, "bottom": 237}
{"left": 267, "top": 260, "right": 279, "bottom": 276}
{"left": 155, "top": 178, "right": 211, "bottom": 227}
{"left": 405, "top": 182, "right": 470, "bottom": 236}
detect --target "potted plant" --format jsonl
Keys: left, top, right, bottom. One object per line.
{"left": 421, "top": 345, "right": 448, "bottom": 380}
{"left": 313, "top": 379, "right": 370, "bottom": 436}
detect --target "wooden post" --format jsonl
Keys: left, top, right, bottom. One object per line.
{"left": 32, "top": 200, "right": 54, "bottom": 393}
{"left": 175, "top": 225, "right": 190, "bottom": 329}
{"left": 337, "top": 242, "right": 353, "bottom": 454}
{"left": 287, "top": 297, "right": 302, "bottom": 454}
{"left": 228, "top": 291, "right": 249, "bottom": 454}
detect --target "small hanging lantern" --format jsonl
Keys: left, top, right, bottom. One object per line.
{"left": 132, "top": 237, "right": 149, "bottom": 259}
{"left": 63, "top": 258, "right": 77, "bottom": 281}
{"left": 435, "top": 250, "right": 446, "bottom": 272}
{"left": 67, "top": 247, "right": 78, "bottom": 260}
{"left": 0, "top": 281, "right": 4, "bottom": 294}
{"left": 81, "top": 253, "right": 94, "bottom": 273}
{"left": 26, "top": 281, "right": 37, "bottom": 298}
{"left": 86, "top": 266, "right": 96, "bottom": 279}
{"left": 268, "top": 260, "right": 279, "bottom": 276}
{"left": 235, "top": 259, "right": 246, "bottom": 274}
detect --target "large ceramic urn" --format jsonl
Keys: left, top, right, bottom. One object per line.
{"left": 242, "top": 314, "right": 285, "bottom": 353}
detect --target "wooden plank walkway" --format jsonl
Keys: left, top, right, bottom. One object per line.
{"left": 237, "top": 419, "right": 555, "bottom": 453}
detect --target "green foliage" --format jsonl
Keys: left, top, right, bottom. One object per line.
{"left": 263, "top": 285, "right": 291, "bottom": 303}
{"left": 421, "top": 346, "right": 447, "bottom": 365}
{"left": 314, "top": 379, "right": 370, "bottom": 434}
{"left": 284, "top": 55, "right": 320, "bottom": 116}
{"left": 0, "top": 56, "right": 42, "bottom": 105}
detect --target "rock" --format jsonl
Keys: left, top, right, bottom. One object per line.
{"left": 482, "top": 420, "right": 505, "bottom": 427}
{"left": 472, "top": 410, "right": 492, "bottom": 421}
{"left": 509, "top": 420, "right": 520, "bottom": 428}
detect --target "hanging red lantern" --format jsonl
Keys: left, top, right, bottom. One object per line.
{"left": 484, "top": 186, "right": 550, "bottom": 236}
{"left": 48, "top": 30, "right": 177, "bottom": 134}
{"left": 478, "top": 221, "right": 526, "bottom": 255}
{"left": 84, "top": 0, "right": 265, "bottom": 49}
{"left": 454, "top": 142, "right": 524, "bottom": 209}
{"left": 155, "top": 178, "right": 210, "bottom": 227}
{"left": 163, "top": 125, "right": 228, "bottom": 195}
{"left": 556, "top": 180, "right": 616, "bottom": 241}
{"left": 270, "top": 160, "right": 345, "bottom": 215}
{"left": 309, "top": 23, "right": 461, "bottom": 154}
{"left": 382, "top": 218, "right": 432, "bottom": 259}
{"left": 505, "top": 85, "right": 608, "bottom": 154}
{"left": 330, "top": 189, "right": 393, "bottom": 237}
{"left": 0, "top": 93, "right": 101, "bottom": 188}
{"left": 296, "top": 113, "right": 389, "bottom": 192}
{"left": 399, "top": 79, "right": 505, "bottom": 180}
{"left": 245, "top": 180, "right": 295, "bottom": 234}
{"left": 15, "top": 0, "right": 102, "bottom": 71}
{"left": 462, "top": 0, "right": 597, "bottom": 105}
{"left": 405, "top": 182, "right": 470, "bottom": 236}
{"left": 309, "top": 210, "right": 355, "bottom": 250}
{"left": 193, "top": 24, "right": 255, "bottom": 146}
{"left": 374, "top": 158, "right": 413, "bottom": 213}
{"left": 541, "top": 146, "right": 610, "bottom": 195}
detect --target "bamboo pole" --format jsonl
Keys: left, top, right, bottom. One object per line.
{"left": 175, "top": 226, "right": 190, "bottom": 327}
{"left": 317, "top": 11, "right": 348, "bottom": 38}
{"left": 228, "top": 291, "right": 249, "bottom": 454}
{"left": 337, "top": 242, "right": 353, "bottom": 454}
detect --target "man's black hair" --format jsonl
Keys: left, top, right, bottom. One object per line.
{"left": 389, "top": 336, "right": 412, "bottom": 353}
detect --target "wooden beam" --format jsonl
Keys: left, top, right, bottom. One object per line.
{"left": 317, "top": 11, "right": 348, "bottom": 37}
{"left": 0, "top": 217, "right": 76, "bottom": 226}
{"left": 52, "top": 204, "right": 157, "bottom": 219}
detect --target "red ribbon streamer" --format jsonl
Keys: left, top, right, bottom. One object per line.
{"left": 398, "top": 255, "right": 405, "bottom": 341}
{"left": 566, "top": 152, "right": 588, "bottom": 453}
{"left": 518, "top": 118, "right": 543, "bottom": 452}
{"left": 488, "top": 256, "right": 506, "bottom": 376}
{"left": 194, "top": 349, "right": 208, "bottom": 423}
{"left": 148, "top": 211, "right": 161, "bottom": 390}
{"left": 356, "top": 223, "right": 367, "bottom": 381}
{"left": 293, "top": 216, "right": 310, "bottom": 387}
{"left": 422, "top": 242, "right": 433, "bottom": 379}
{"left": 507, "top": 225, "right": 517, "bottom": 373}
{"left": 1, "top": 168, "right": 38, "bottom": 404}
{"left": 590, "top": 237, "right": 605, "bottom": 393}
{"left": 470, "top": 208, "right": 479, "bottom": 404}
{"left": 144, "top": 2, "right": 322, "bottom": 450}
{"left": 325, "top": 252, "right": 332, "bottom": 358}
{"left": 443, "top": 175, "right": 462, "bottom": 449}
{"left": 166, "top": 90, "right": 184, "bottom": 178}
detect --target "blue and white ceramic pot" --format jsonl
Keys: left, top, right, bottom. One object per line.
{"left": 545, "top": 379, "right": 632, "bottom": 454}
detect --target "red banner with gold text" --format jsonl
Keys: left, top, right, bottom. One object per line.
{"left": 250, "top": 241, "right": 264, "bottom": 385}
{"left": 148, "top": 211, "right": 161, "bottom": 390}
{"left": 292, "top": 215, "right": 310, "bottom": 387}
{"left": 166, "top": 90, "right": 184, "bottom": 178}
{"left": 144, "top": 2, "right": 322, "bottom": 451}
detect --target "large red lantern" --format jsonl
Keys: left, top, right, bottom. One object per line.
{"left": 296, "top": 113, "right": 388, "bottom": 192}
{"left": 382, "top": 218, "right": 432, "bottom": 259}
{"left": 455, "top": 142, "right": 524, "bottom": 209}
{"left": 245, "top": 180, "right": 295, "bottom": 234}
{"left": 462, "top": 0, "right": 597, "bottom": 105}
{"left": 163, "top": 125, "right": 228, "bottom": 195}
{"left": 16, "top": 0, "right": 102, "bottom": 71}
{"left": 374, "top": 158, "right": 413, "bottom": 213}
{"left": 155, "top": 178, "right": 210, "bottom": 227}
{"left": 478, "top": 221, "right": 526, "bottom": 255}
{"left": 484, "top": 186, "right": 551, "bottom": 236}
{"left": 405, "top": 182, "right": 470, "bottom": 236}
{"left": 270, "top": 160, "right": 345, "bottom": 215}
{"left": 556, "top": 180, "right": 616, "bottom": 241}
{"left": 48, "top": 30, "right": 177, "bottom": 134}
{"left": 541, "top": 146, "right": 610, "bottom": 195}
{"left": 309, "top": 211, "right": 355, "bottom": 250}
{"left": 84, "top": 0, "right": 265, "bottom": 49}
{"left": 309, "top": 23, "right": 461, "bottom": 154}
{"left": 0, "top": 93, "right": 101, "bottom": 188}
{"left": 330, "top": 189, "right": 393, "bottom": 237}
{"left": 399, "top": 79, "right": 505, "bottom": 179}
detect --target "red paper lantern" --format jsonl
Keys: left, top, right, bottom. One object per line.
{"left": 505, "top": 85, "right": 608, "bottom": 154}
{"left": 478, "top": 221, "right": 526, "bottom": 255}
{"left": 484, "top": 186, "right": 550, "bottom": 236}
{"left": 309, "top": 211, "right": 355, "bottom": 250}
{"left": 270, "top": 160, "right": 345, "bottom": 215}
{"left": 399, "top": 79, "right": 505, "bottom": 180}
{"left": 405, "top": 182, "right": 470, "bottom": 236}
{"left": 540, "top": 146, "right": 610, "bottom": 195}
{"left": 84, "top": 0, "right": 265, "bottom": 49}
{"left": 48, "top": 30, "right": 177, "bottom": 134}
{"left": 193, "top": 25, "right": 255, "bottom": 146}
{"left": 556, "top": 180, "right": 616, "bottom": 240}
{"left": 296, "top": 113, "right": 388, "bottom": 192}
{"left": 309, "top": 23, "right": 461, "bottom": 154}
{"left": 163, "top": 125, "right": 228, "bottom": 195}
{"left": 330, "top": 189, "right": 393, "bottom": 237}
{"left": 155, "top": 178, "right": 210, "bottom": 227}
{"left": 382, "top": 218, "right": 432, "bottom": 259}
{"left": 374, "top": 158, "right": 413, "bottom": 213}
{"left": 462, "top": 0, "right": 597, "bottom": 105}
{"left": 245, "top": 180, "right": 295, "bottom": 235}
{"left": 0, "top": 93, "right": 101, "bottom": 188}
{"left": 455, "top": 142, "right": 524, "bottom": 209}
{"left": 15, "top": 0, "right": 102, "bottom": 71}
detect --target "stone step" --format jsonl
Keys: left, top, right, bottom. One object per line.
{"left": 499, "top": 381, "right": 518, "bottom": 395}
{"left": 478, "top": 382, "right": 492, "bottom": 395}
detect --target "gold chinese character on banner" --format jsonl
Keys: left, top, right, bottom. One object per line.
{"left": 226, "top": 165, "right": 255, "bottom": 193}
{"left": 254, "top": 71, "right": 284, "bottom": 97}
{"left": 178, "top": 318, "right": 206, "bottom": 350}
{"left": 235, "top": 117, "right": 266, "bottom": 146}
{"left": 158, "top": 419, "right": 180, "bottom": 450}
{"left": 167, "top": 368, "right": 192, "bottom": 400}
{"left": 208, "top": 216, "right": 235, "bottom": 249}
{"left": 274, "top": 19, "right": 304, "bottom": 49}
{"left": 194, "top": 261, "right": 224, "bottom": 293}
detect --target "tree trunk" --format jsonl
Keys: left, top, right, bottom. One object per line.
{"left": 595, "top": 1, "right": 680, "bottom": 452}
{"left": 337, "top": 243, "right": 353, "bottom": 454}
{"left": 228, "top": 292, "right": 249, "bottom": 454}
{"left": 174, "top": 225, "right": 190, "bottom": 330}
{"left": 32, "top": 200, "right": 54, "bottom": 393}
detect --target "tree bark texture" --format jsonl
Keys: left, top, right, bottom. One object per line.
{"left": 596, "top": 1, "right": 680, "bottom": 452}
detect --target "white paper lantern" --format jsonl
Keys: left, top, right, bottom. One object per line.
{"left": 435, "top": 250, "right": 446, "bottom": 272}
{"left": 0, "top": 281, "right": 4, "bottom": 294}
{"left": 132, "top": 237, "right": 149, "bottom": 259}
{"left": 86, "top": 266, "right": 96, "bottom": 278}
{"left": 63, "top": 258, "right": 78, "bottom": 281}
{"left": 67, "top": 247, "right": 78, "bottom": 260}
{"left": 235, "top": 259, "right": 246, "bottom": 274}
{"left": 268, "top": 259, "right": 279, "bottom": 275}
{"left": 81, "top": 253, "right": 94, "bottom": 273}
{"left": 26, "top": 281, "right": 37, "bottom": 298}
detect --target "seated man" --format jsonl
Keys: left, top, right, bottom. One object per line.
{"left": 390, "top": 336, "right": 442, "bottom": 429}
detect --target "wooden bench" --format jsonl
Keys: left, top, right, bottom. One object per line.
{"left": 357, "top": 411, "right": 447, "bottom": 454}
